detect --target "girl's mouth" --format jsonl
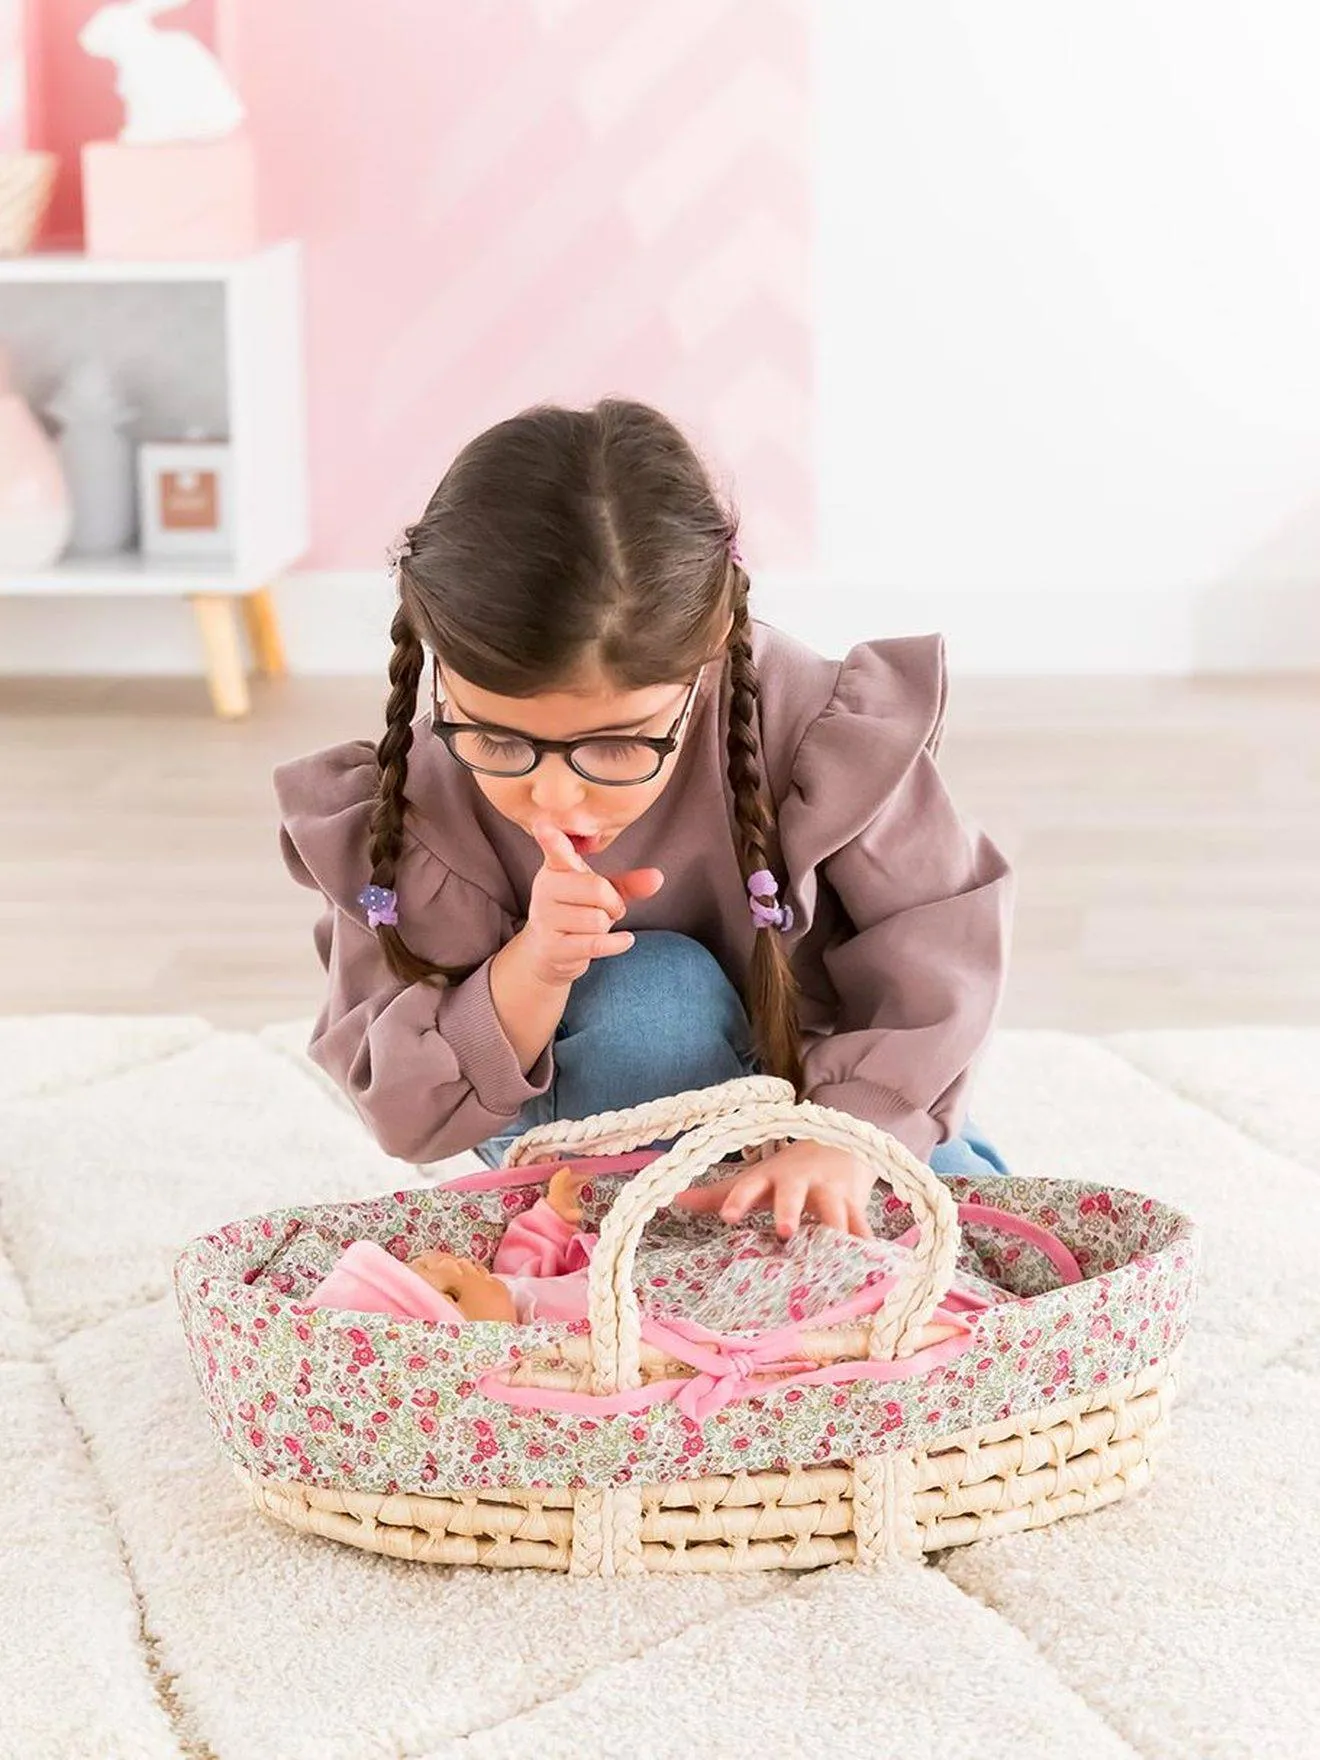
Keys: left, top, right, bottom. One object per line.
{"left": 567, "top": 832, "right": 605, "bottom": 857}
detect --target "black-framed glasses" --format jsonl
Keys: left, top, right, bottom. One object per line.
{"left": 430, "top": 659, "right": 703, "bottom": 786}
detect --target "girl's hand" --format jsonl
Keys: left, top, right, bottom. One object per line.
{"left": 674, "top": 1139, "right": 878, "bottom": 1240}
{"left": 522, "top": 818, "right": 664, "bottom": 986}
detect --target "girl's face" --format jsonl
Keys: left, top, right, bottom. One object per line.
{"left": 434, "top": 658, "right": 711, "bottom": 859}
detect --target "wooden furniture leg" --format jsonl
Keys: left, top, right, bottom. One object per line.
{"left": 190, "top": 595, "right": 251, "bottom": 719}
{"left": 242, "top": 585, "right": 287, "bottom": 676}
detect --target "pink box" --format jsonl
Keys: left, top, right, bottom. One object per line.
{"left": 82, "top": 132, "right": 258, "bottom": 259}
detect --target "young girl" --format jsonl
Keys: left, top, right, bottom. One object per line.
{"left": 275, "top": 398, "right": 1014, "bottom": 1239}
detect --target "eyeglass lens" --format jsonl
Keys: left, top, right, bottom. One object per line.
{"left": 448, "top": 728, "right": 663, "bottom": 784}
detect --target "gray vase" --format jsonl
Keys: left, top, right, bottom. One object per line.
{"left": 45, "top": 357, "right": 139, "bottom": 557}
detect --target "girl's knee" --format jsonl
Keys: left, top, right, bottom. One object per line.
{"left": 619, "top": 929, "right": 734, "bottom": 989}
{"left": 557, "top": 930, "right": 755, "bottom": 1099}
{"left": 570, "top": 930, "right": 739, "bottom": 1013}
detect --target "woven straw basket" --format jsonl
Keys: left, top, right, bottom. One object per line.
{"left": 175, "top": 1076, "right": 1197, "bottom": 1575}
{"left": 0, "top": 153, "right": 57, "bottom": 256}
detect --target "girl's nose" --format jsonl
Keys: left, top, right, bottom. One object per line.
{"left": 528, "top": 753, "right": 588, "bottom": 813}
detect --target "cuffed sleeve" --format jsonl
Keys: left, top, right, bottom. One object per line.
{"left": 436, "top": 960, "right": 554, "bottom": 1122}
{"left": 274, "top": 742, "right": 552, "bottom": 1164}
{"left": 312, "top": 934, "right": 553, "bottom": 1163}
{"left": 778, "top": 635, "right": 1015, "bottom": 1161}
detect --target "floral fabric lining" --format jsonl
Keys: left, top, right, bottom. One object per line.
{"left": 174, "top": 1172, "right": 1198, "bottom": 1494}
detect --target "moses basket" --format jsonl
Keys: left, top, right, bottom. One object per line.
{"left": 174, "top": 1076, "right": 1198, "bottom": 1575}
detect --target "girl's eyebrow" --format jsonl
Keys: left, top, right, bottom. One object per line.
{"left": 445, "top": 689, "right": 661, "bottom": 739}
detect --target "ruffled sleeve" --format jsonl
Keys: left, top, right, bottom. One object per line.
{"left": 273, "top": 742, "right": 552, "bottom": 1163}
{"left": 776, "top": 634, "right": 1014, "bottom": 1161}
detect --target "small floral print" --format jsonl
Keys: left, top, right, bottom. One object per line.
{"left": 175, "top": 1170, "right": 1198, "bottom": 1497}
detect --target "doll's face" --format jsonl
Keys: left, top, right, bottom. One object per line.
{"left": 408, "top": 1252, "right": 516, "bottom": 1321}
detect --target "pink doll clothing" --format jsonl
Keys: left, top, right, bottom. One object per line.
{"left": 490, "top": 1198, "right": 594, "bottom": 1321}
{"left": 305, "top": 1238, "right": 466, "bottom": 1324}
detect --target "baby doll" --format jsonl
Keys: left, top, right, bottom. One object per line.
{"left": 405, "top": 1165, "right": 596, "bottom": 1322}
{"left": 307, "top": 1165, "right": 991, "bottom": 1348}
{"left": 306, "top": 1166, "right": 598, "bottom": 1326}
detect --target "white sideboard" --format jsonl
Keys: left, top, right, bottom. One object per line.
{"left": 0, "top": 241, "right": 310, "bottom": 717}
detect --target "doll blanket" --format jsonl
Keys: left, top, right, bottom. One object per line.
{"left": 493, "top": 1199, "right": 1015, "bottom": 1332}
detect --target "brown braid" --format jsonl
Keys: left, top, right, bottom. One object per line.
{"left": 365, "top": 596, "right": 471, "bottom": 987}
{"left": 724, "top": 568, "right": 805, "bottom": 1093}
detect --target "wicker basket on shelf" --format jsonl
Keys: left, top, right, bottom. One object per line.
{"left": 0, "top": 153, "right": 57, "bottom": 256}
{"left": 174, "top": 1075, "right": 1197, "bottom": 1575}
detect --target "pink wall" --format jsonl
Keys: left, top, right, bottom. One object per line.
{"left": 1, "top": 0, "right": 35, "bottom": 150}
{"left": 21, "top": 0, "right": 813, "bottom": 571}
{"left": 232, "top": 0, "right": 814, "bottom": 571}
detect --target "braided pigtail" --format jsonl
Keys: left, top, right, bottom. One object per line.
{"left": 724, "top": 565, "right": 805, "bottom": 1094}
{"left": 364, "top": 599, "right": 470, "bottom": 987}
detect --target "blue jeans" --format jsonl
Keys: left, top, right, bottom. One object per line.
{"left": 475, "top": 930, "right": 1009, "bottom": 1178}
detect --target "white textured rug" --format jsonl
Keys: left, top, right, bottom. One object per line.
{"left": 1, "top": 1017, "right": 1315, "bottom": 1760}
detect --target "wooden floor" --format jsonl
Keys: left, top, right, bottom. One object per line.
{"left": 2, "top": 670, "right": 1317, "bottom": 1031}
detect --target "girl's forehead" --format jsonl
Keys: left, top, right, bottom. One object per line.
{"left": 438, "top": 663, "right": 688, "bottom": 738}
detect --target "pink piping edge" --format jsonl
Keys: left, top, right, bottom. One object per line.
{"left": 438, "top": 1149, "right": 666, "bottom": 1193}
{"left": 893, "top": 1202, "right": 1085, "bottom": 1286}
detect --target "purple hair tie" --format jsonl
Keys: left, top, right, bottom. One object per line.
{"left": 358, "top": 883, "right": 398, "bottom": 929}
{"left": 729, "top": 534, "right": 744, "bottom": 567}
{"left": 747, "top": 868, "right": 793, "bottom": 933}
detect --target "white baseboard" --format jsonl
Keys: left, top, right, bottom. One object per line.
{"left": 0, "top": 570, "right": 1317, "bottom": 676}
{"left": 750, "top": 575, "right": 1320, "bottom": 674}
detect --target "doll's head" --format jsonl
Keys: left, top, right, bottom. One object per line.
{"left": 356, "top": 398, "right": 805, "bottom": 1093}
{"left": 406, "top": 1251, "right": 516, "bottom": 1322}
{"left": 404, "top": 1168, "right": 589, "bottom": 1321}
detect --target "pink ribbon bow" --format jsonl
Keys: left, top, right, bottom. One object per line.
{"left": 640, "top": 1314, "right": 815, "bottom": 1422}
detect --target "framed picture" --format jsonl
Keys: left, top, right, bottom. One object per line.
{"left": 138, "top": 439, "right": 232, "bottom": 557}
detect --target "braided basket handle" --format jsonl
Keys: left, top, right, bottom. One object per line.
{"left": 526, "top": 1081, "right": 960, "bottom": 1396}
{"left": 503, "top": 1073, "right": 794, "bottom": 1166}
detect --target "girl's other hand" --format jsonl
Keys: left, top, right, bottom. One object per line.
{"left": 674, "top": 1139, "right": 878, "bottom": 1240}
{"left": 523, "top": 818, "right": 664, "bottom": 986}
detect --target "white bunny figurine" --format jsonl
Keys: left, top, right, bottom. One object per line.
{"left": 78, "top": 0, "right": 246, "bottom": 145}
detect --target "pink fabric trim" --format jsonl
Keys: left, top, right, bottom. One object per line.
{"left": 893, "top": 1201, "right": 1084, "bottom": 1286}
{"left": 439, "top": 1149, "right": 666, "bottom": 1194}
